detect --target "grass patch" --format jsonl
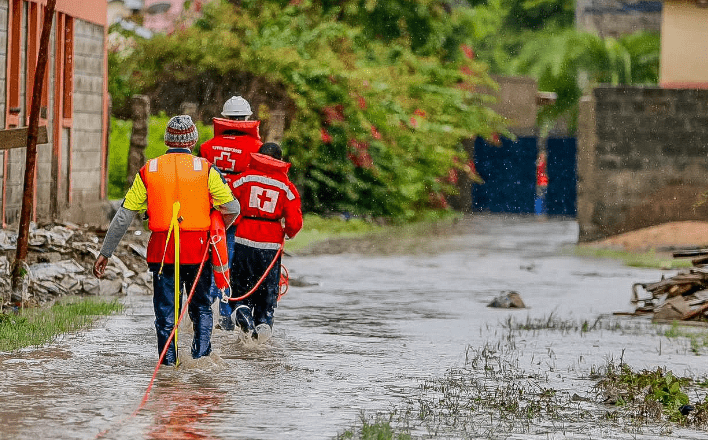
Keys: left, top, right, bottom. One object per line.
{"left": 501, "top": 313, "right": 651, "bottom": 335}
{"left": 337, "top": 414, "right": 411, "bottom": 440}
{"left": 572, "top": 245, "right": 693, "bottom": 269}
{"left": 339, "top": 341, "right": 708, "bottom": 439}
{"left": 0, "top": 297, "right": 124, "bottom": 352}
{"left": 285, "top": 214, "right": 383, "bottom": 253}
{"left": 593, "top": 360, "right": 708, "bottom": 425}
{"left": 287, "top": 211, "right": 463, "bottom": 254}
{"left": 663, "top": 322, "right": 708, "bottom": 355}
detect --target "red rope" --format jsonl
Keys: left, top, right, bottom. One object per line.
{"left": 227, "top": 244, "right": 284, "bottom": 302}
{"left": 278, "top": 265, "right": 289, "bottom": 302}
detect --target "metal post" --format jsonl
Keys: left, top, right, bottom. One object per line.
{"left": 12, "top": 0, "right": 58, "bottom": 290}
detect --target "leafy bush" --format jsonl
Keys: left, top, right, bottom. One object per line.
{"left": 111, "top": 0, "right": 507, "bottom": 219}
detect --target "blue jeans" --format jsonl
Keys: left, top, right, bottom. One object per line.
{"left": 149, "top": 262, "right": 214, "bottom": 365}
{"left": 209, "top": 225, "right": 237, "bottom": 318}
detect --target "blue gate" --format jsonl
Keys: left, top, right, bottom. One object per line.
{"left": 472, "top": 136, "right": 537, "bottom": 214}
{"left": 546, "top": 137, "right": 577, "bottom": 217}
{"left": 471, "top": 136, "right": 577, "bottom": 216}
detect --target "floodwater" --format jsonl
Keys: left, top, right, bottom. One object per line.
{"left": 1, "top": 214, "right": 708, "bottom": 439}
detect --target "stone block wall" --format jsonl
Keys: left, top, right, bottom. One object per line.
{"left": 575, "top": 0, "right": 661, "bottom": 37}
{"left": 577, "top": 86, "right": 708, "bottom": 241}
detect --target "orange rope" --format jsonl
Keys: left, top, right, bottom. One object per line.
{"left": 227, "top": 244, "right": 284, "bottom": 302}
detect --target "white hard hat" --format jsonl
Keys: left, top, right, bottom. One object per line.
{"left": 221, "top": 95, "right": 253, "bottom": 117}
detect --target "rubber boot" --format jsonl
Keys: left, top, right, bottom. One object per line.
{"left": 255, "top": 323, "right": 272, "bottom": 343}
{"left": 189, "top": 301, "right": 214, "bottom": 359}
{"left": 232, "top": 305, "right": 255, "bottom": 338}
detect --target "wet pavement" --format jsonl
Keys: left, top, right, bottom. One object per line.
{"left": 1, "top": 214, "right": 707, "bottom": 439}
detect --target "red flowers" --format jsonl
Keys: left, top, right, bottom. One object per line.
{"left": 347, "top": 139, "right": 373, "bottom": 169}
{"left": 322, "top": 104, "right": 345, "bottom": 125}
{"left": 460, "top": 44, "right": 475, "bottom": 60}
{"left": 370, "top": 125, "right": 382, "bottom": 140}
{"left": 320, "top": 128, "right": 332, "bottom": 143}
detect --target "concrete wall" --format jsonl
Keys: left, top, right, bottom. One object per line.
{"left": 575, "top": 0, "right": 661, "bottom": 37}
{"left": 489, "top": 76, "right": 538, "bottom": 136}
{"left": 577, "top": 86, "right": 708, "bottom": 241}
{"left": 660, "top": 1, "right": 708, "bottom": 88}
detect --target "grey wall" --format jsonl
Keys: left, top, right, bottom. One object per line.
{"left": 577, "top": 86, "right": 708, "bottom": 241}
{"left": 575, "top": 0, "right": 661, "bottom": 37}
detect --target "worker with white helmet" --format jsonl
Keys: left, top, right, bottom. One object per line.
{"left": 199, "top": 95, "right": 263, "bottom": 331}
{"left": 221, "top": 95, "right": 253, "bottom": 121}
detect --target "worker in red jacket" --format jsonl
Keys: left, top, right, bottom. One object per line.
{"left": 199, "top": 96, "right": 263, "bottom": 330}
{"left": 228, "top": 142, "right": 303, "bottom": 342}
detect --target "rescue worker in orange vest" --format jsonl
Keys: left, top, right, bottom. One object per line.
{"left": 199, "top": 95, "right": 263, "bottom": 330}
{"left": 228, "top": 142, "right": 302, "bottom": 342}
{"left": 93, "top": 115, "right": 240, "bottom": 365}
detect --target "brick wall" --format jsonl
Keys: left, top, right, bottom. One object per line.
{"left": 577, "top": 86, "right": 708, "bottom": 241}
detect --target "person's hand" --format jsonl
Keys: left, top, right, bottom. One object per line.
{"left": 93, "top": 254, "right": 109, "bottom": 279}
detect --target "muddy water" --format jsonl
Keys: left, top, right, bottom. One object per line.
{"left": 1, "top": 214, "right": 706, "bottom": 439}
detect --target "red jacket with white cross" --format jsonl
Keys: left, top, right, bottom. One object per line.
{"left": 199, "top": 118, "right": 263, "bottom": 190}
{"left": 231, "top": 153, "right": 303, "bottom": 248}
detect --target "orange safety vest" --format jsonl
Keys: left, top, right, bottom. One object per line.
{"left": 209, "top": 210, "right": 230, "bottom": 290}
{"left": 142, "top": 154, "right": 212, "bottom": 232}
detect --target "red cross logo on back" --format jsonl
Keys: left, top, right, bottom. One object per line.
{"left": 249, "top": 186, "right": 279, "bottom": 213}
{"left": 214, "top": 151, "right": 237, "bottom": 172}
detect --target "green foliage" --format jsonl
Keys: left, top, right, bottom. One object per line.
{"left": 108, "top": 118, "right": 132, "bottom": 199}
{"left": 110, "top": 0, "right": 506, "bottom": 219}
{"left": 463, "top": 0, "right": 660, "bottom": 134}
{"left": 337, "top": 415, "right": 411, "bottom": 440}
{"left": 599, "top": 364, "right": 690, "bottom": 422}
{"left": 572, "top": 245, "right": 691, "bottom": 269}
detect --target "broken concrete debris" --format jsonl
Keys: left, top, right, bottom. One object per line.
{"left": 1, "top": 222, "right": 150, "bottom": 310}
{"left": 630, "top": 251, "right": 708, "bottom": 322}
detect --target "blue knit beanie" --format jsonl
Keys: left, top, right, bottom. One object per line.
{"left": 164, "top": 115, "right": 198, "bottom": 149}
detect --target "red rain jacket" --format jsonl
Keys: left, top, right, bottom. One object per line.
{"left": 231, "top": 153, "right": 303, "bottom": 248}
{"left": 199, "top": 118, "right": 263, "bottom": 189}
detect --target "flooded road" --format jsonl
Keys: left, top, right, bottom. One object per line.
{"left": 1, "top": 214, "right": 707, "bottom": 439}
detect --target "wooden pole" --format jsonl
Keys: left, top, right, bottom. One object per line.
{"left": 11, "top": 0, "right": 57, "bottom": 290}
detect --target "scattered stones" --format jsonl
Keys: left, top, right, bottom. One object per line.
{"left": 1, "top": 222, "right": 151, "bottom": 311}
{"left": 488, "top": 291, "right": 526, "bottom": 308}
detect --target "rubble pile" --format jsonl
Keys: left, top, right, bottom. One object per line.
{"left": 0, "top": 223, "right": 150, "bottom": 310}
{"left": 631, "top": 252, "right": 708, "bottom": 322}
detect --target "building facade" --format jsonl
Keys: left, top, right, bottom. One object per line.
{"left": 0, "top": 0, "right": 108, "bottom": 227}
{"left": 660, "top": 0, "right": 708, "bottom": 88}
